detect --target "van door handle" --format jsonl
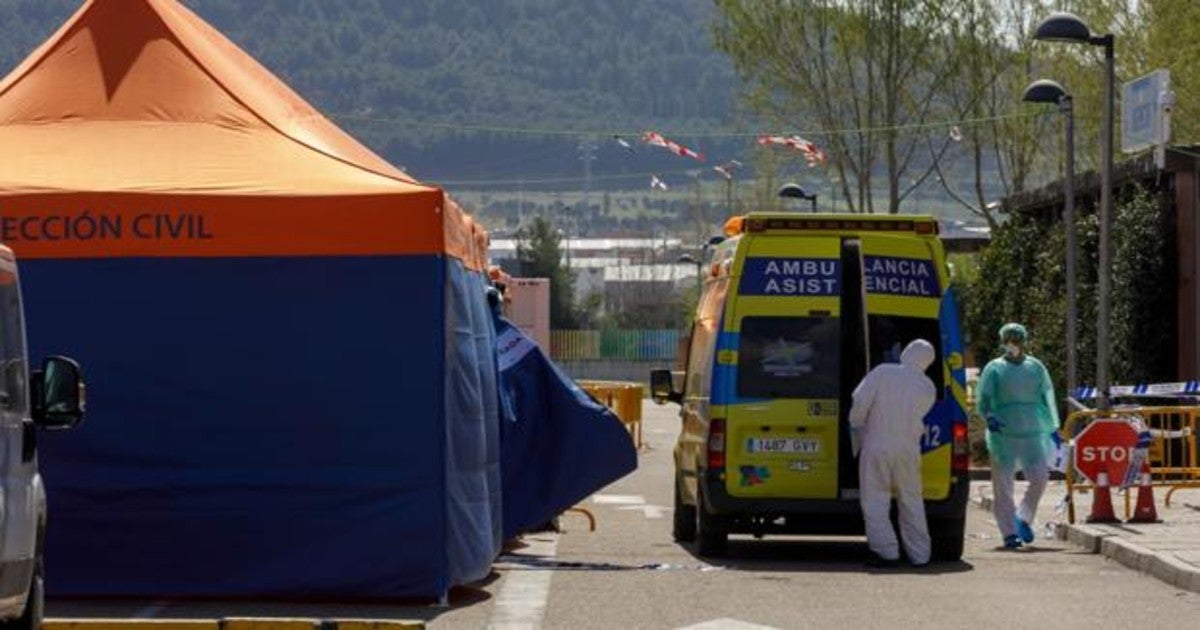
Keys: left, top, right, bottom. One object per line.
{"left": 21, "top": 419, "right": 36, "bottom": 463}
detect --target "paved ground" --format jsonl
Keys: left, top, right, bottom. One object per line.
{"left": 976, "top": 473, "right": 1200, "bottom": 593}
{"left": 48, "top": 401, "right": 1200, "bottom": 628}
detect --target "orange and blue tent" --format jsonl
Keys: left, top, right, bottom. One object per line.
{"left": 0, "top": 0, "right": 499, "bottom": 599}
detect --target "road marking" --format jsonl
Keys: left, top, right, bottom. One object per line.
{"left": 488, "top": 535, "right": 558, "bottom": 630}
{"left": 675, "top": 619, "right": 780, "bottom": 630}
{"left": 617, "top": 504, "right": 670, "bottom": 519}
{"left": 592, "top": 494, "right": 645, "bottom": 505}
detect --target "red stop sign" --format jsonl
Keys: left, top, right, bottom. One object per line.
{"left": 1073, "top": 419, "right": 1139, "bottom": 484}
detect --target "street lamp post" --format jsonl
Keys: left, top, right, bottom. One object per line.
{"left": 679, "top": 236, "right": 727, "bottom": 292}
{"left": 1036, "top": 12, "right": 1115, "bottom": 411}
{"left": 678, "top": 252, "right": 703, "bottom": 292}
{"left": 778, "top": 182, "right": 818, "bottom": 213}
{"left": 1023, "top": 79, "right": 1078, "bottom": 398}
{"left": 714, "top": 160, "right": 743, "bottom": 213}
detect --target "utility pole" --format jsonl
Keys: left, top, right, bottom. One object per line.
{"left": 577, "top": 138, "right": 599, "bottom": 214}
{"left": 517, "top": 179, "right": 524, "bottom": 228}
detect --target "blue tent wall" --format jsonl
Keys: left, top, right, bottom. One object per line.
{"left": 22, "top": 254, "right": 497, "bottom": 598}
{"left": 442, "top": 260, "right": 503, "bottom": 587}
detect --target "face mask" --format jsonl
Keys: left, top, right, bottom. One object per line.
{"left": 1004, "top": 343, "right": 1021, "bottom": 357}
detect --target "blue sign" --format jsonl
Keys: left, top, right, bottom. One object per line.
{"left": 739, "top": 257, "right": 840, "bottom": 296}
{"left": 1122, "top": 70, "right": 1169, "bottom": 154}
{"left": 864, "top": 256, "right": 939, "bottom": 297}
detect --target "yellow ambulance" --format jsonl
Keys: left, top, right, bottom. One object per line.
{"left": 651, "top": 213, "right": 970, "bottom": 559}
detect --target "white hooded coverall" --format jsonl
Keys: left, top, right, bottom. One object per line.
{"left": 848, "top": 339, "right": 937, "bottom": 564}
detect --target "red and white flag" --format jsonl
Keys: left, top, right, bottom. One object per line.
{"left": 757, "top": 134, "right": 827, "bottom": 166}
{"left": 650, "top": 174, "right": 669, "bottom": 190}
{"left": 642, "top": 131, "right": 705, "bottom": 162}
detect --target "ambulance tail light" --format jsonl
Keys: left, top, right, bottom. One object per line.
{"left": 707, "top": 418, "right": 727, "bottom": 469}
{"left": 952, "top": 421, "right": 969, "bottom": 473}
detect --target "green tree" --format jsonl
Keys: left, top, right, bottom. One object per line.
{"left": 516, "top": 217, "right": 579, "bottom": 328}
{"left": 966, "top": 185, "right": 1175, "bottom": 395}
{"left": 714, "top": 0, "right": 982, "bottom": 215}
{"left": 933, "top": 0, "right": 1059, "bottom": 229}
{"left": 1133, "top": 0, "right": 1200, "bottom": 144}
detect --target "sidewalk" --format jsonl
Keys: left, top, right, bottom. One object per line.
{"left": 971, "top": 478, "right": 1200, "bottom": 593}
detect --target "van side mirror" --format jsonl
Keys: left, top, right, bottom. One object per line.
{"left": 32, "top": 356, "right": 85, "bottom": 430}
{"left": 650, "top": 369, "right": 683, "bottom": 405}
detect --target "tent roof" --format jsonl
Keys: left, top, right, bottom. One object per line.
{"left": 0, "top": 0, "right": 428, "bottom": 196}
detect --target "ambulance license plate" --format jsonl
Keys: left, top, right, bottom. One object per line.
{"left": 746, "top": 437, "right": 820, "bottom": 454}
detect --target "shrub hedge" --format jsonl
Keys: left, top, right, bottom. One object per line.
{"left": 964, "top": 185, "right": 1177, "bottom": 396}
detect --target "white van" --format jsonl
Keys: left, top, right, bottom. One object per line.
{"left": 0, "top": 244, "right": 85, "bottom": 628}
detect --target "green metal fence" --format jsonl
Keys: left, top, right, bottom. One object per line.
{"left": 550, "top": 329, "right": 682, "bottom": 361}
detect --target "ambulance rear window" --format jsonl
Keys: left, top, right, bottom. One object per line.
{"left": 737, "top": 316, "right": 839, "bottom": 399}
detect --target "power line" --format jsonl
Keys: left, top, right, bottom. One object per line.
{"left": 333, "top": 109, "right": 1046, "bottom": 140}
{"left": 426, "top": 124, "right": 1055, "bottom": 189}
{"left": 431, "top": 167, "right": 702, "bottom": 188}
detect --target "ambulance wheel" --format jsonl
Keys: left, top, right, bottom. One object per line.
{"left": 672, "top": 477, "right": 696, "bottom": 543}
{"left": 693, "top": 487, "right": 728, "bottom": 557}
{"left": 930, "top": 517, "right": 965, "bottom": 561}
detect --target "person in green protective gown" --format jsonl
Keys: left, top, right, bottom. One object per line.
{"left": 975, "top": 323, "right": 1060, "bottom": 549}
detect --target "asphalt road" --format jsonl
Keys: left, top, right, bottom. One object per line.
{"left": 456, "top": 401, "right": 1200, "bottom": 629}
{"left": 51, "top": 400, "right": 1200, "bottom": 629}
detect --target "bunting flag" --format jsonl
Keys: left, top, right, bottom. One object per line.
{"left": 641, "top": 131, "right": 705, "bottom": 161}
{"left": 756, "top": 134, "right": 827, "bottom": 166}
{"left": 614, "top": 135, "right": 636, "bottom": 153}
{"left": 650, "top": 174, "right": 668, "bottom": 190}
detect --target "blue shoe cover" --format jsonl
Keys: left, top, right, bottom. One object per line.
{"left": 1015, "top": 518, "right": 1034, "bottom": 543}
{"left": 1003, "top": 534, "right": 1023, "bottom": 549}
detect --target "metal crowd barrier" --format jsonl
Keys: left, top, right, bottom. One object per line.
{"left": 576, "top": 379, "right": 645, "bottom": 449}
{"left": 1063, "top": 406, "right": 1200, "bottom": 523}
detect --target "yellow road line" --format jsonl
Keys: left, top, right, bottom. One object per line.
{"left": 221, "top": 619, "right": 320, "bottom": 630}
{"left": 331, "top": 621, "right": 426, "bottom": 630}
{"left": 44, "top": 618, "right": 426, "bottom": 630}
{"left": 45, "top": 620, "right": 219, "bottom": 630}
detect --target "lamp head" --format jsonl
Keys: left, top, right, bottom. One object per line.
{"left": 1035, "top": 11, "right": 1092, "bottom": 43}
{"left": 1022, "top": 79, "right": 1069, "bottom": 104}
{"left": 778, "top": 183, "right": 814, "bottom": 200}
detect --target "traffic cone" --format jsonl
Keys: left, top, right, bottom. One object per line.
{"left": 1087, "top": 471, "right": 1119, "bottom": 524}
{"left": 1127, "top": 470, "right": 1160, "bottom": 523}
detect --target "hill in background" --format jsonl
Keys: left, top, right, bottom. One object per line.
{"left": 0, "top": 0, "right": 986, "bottom": 235}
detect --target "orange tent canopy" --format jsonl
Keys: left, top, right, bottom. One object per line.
{"left": 0, "top": 0, "right": 484, "bottom": 267}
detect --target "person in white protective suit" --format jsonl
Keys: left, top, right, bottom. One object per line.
{"left": 849, "top": 339, "right": 938, "bottom": 568}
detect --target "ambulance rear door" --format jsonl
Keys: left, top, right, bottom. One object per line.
{"left": 859, "top": 233, "right": 951, "bottom": 499}
{"left": 724, "top": 235, "right": 843, "bottom": 500}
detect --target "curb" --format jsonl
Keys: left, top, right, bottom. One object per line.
{"left": 972, "top": 489, "right": 1200, "bottom": 594}
{"left": 44, "top": 620, "right": 425, "bottom": 630}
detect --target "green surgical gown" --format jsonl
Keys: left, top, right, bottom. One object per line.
{"left": 976, "top": 355, "right": 1059, "bottom": 469}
